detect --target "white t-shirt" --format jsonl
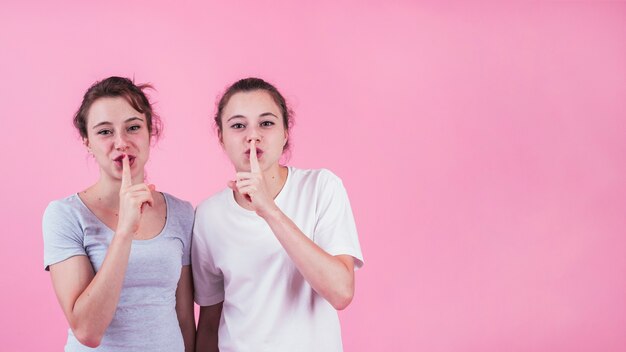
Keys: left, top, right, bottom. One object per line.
{"left": 192, "top": 167, "right": 364, "bottom": 352}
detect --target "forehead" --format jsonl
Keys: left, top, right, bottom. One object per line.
{"left": 87, "top": 96, "right": 143, "bottom": 126}
{"left": 223, "top": 90, "right": 281, "bottom": 119}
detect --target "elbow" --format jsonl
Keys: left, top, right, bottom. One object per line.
{"left": 72, "top": 325, "right": 104, "bottom": 348}
{"left": 331, "top": 294, "right": 353, "bottom": 311}
{"left": 74, "top": 331, "right": 103, "bottom": 348}
{"left": 75, "top": 335, "right": 103, "bottom": 348}
{"left": 330, "top": 287, "right": 354, "bottom": 311}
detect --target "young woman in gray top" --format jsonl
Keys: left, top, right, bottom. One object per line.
{"left": 42, "top": 77, "right": 195, "bottom": 351}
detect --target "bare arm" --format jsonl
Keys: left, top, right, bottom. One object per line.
{"left": 176, "top": 265, "right": 196, "bottom": 352}
{"left": 261, "top": 209, "right": 355, "bottom": 309}
{"left": 195, "top": 303, "right": 223, "bottom": 352}
{"left": 49, "top": 236, "right": 133, "bottom": 347}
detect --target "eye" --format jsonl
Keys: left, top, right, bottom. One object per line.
{"left": 97, "top": 129, "right": 113, "bottom": 136}
{"left": 260, "top": 121, "right": 275, "bottom": 127}
{"left": 128, "top": 125, "right": 141, "bottom": 132}
{"left": 230, "top": 123, "right": 245, "bottom": 129}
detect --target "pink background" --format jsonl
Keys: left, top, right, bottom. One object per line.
{"left": 1, "top": 1, "right": 625, "bottom": 351}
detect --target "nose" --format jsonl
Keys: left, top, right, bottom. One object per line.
{"left": 115, "top": 133, "right": 129, "bottom": 151}
{"left": 246, "top": 127, "right": 261, "bottom": 144}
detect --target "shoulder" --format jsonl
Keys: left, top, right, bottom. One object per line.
{"left": 42, "top": 195, "right": 90, "bottom": 269}
{"left": 195, "top": 188, "right": 232, "bottom": 216}
{"left": 288, "top": 167, "right": 345, "bottom": 189}
{"left": 42, "top": 194, "right": 88, "bottom": 245}
{"left": 193, "top": 189, "right": 234, "bottom": 244}
{"left": 289, "top": 166, "right": 341, "bottom": 180}
{"left": 43, "top": 194, "right": 85, "bottom": 223}
{"left": 162, "top": 193, "right": 194, "bottom": 216}
{"left": 161, "top": 193, "right": 195, "bottom": 233}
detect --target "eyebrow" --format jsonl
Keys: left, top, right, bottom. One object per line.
{"left": 226, "top": 112, "right": 279, "bottom": 122}
{"left": 92, "top": 117, "right": 144, "bottom": 129}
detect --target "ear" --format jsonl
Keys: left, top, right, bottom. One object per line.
{"left": 218, "top": 130, "right": 224, "bottom": 146}
{"left": 283, "top": 130, "right": 289, "bottom": 147}
{"left": 83, "top": 138, "right": 90, "bottom": 150}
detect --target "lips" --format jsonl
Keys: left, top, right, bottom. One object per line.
{"left": 245, "top": 148, "right": 263, "bottom": 159}
{"left": 113, "top": 154, "right": 136, "bottom": 169}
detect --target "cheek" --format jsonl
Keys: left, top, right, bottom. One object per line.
{"left": 225, "top": 143, "right": 240, "bottom": 158}
{"left": 132, "top": 134, "right": 151, "bottom": 149}
{"left": 89, "top": 142, "right": 108, "bottom": 154}
{"left": 221, "top": 134, "right": 238, "bottom": 150}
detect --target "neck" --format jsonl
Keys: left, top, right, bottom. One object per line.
{"left": 263, "top": 164, "right": 288, "bottom": 197}
{"left": 84, "top": 169, "right": 146, "bottom": 209}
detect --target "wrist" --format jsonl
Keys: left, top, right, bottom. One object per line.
{"left": 114, "top": 229, "right": 135, "bottom": 241}
{"left": 256, "top": 204, "right": 282, "bottom": 220}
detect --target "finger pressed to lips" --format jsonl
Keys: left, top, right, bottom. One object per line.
{"left": 249, "top": 140, "right": 261, "bottom": 173}
{"left": 115, "top": 155, "right": 136, "bottom": 168}
{"left": 121, "top": 154, "right": 132, "bottom": 188}
{"left": 245, "top": 149, "right": 263, "bottom": 157}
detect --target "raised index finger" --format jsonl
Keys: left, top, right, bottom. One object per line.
{"left": 121, "top": 154, "right": 132, "bottom": 189}
{"left": 249, "top": 140, "right": 260, "bottom": 173}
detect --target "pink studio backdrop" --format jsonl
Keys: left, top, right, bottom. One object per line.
{"left": 1, "top": 1, "right": 625, "bottom": 351}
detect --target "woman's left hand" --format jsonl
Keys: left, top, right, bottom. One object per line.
{"left": 228, "top": 140, "right": 279, "bottom": 217}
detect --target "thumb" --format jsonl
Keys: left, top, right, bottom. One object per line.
{"left": 227, "top": 180, "right": 236, "bottom": 191}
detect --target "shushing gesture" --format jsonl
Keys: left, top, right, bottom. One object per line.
{"left": 117, "top": 154, "right": 155, "bottom": 238}
{"left": 228, "top": 140, "right": 277, "bottom": 217}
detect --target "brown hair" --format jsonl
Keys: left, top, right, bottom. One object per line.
{"left": 73, "top": 76, "right": 161, "bottom": 140}
{"left": 215, "top": 77, "right": 293, "bottom": 151}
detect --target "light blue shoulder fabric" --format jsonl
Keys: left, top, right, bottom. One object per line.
{"left": 42, "top": 192, "right": 193, "bottom": 352}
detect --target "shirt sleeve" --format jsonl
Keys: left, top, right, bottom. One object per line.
{"left": 191, "top": 204, "right": 225, "bottom": 306}
{"left": 42, "top": 200, "right": 87, "bottom": 271}
{"left": 313, "top": 169, "right": 364, "bottom": 269}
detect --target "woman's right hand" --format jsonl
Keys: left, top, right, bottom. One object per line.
{"left": 116, "top": 154, "right": 154, "bottom": 237}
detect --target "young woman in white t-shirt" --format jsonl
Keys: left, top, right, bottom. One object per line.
{"left": 192, "top": 77, "right": 364, "bottom": 352}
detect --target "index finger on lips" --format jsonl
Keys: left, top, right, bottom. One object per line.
{"left": 121, "top": 154, "right": 132, "bottom": 189}
{"left": 249, "top": 140, "right": 260, "bottom": 173}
